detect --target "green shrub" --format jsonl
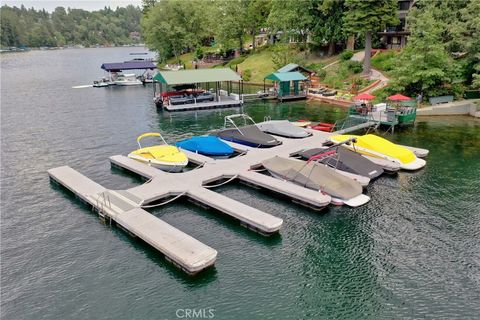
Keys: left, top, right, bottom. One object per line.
{"left": 194, "top": 47, "right": 204, "bottom": 60}
{"left": 242, "top": 69, "right": 252, "bottom": 82}
{"left": 316, "top": 69, "right": 327, "bottom": 80}
{"left": 346, "top": 61, "right": 363, "bottom": 74}
{"left": 371, "top": 51, "right": 398, "bottom": 72}
{"left": 340, "top": 50, "right": 354, "bottom": 61}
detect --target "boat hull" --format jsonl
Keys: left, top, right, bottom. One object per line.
{"left": 127, "top": 154, "right": 188, "bottom": 172}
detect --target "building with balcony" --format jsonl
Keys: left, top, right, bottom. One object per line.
{"left": 378, "top": 0, "right": 414, "bottom": 49}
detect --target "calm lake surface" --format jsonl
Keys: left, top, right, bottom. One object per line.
{"left": 1, "top": 47, "right": 479, "bottom": 320}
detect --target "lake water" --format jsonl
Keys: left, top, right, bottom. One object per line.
{"left": 1, "top": 47, "right": 479, "bottom": 320}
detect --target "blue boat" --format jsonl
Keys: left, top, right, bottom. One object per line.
{"left": 176, "top": 136, "right": 234, "bottom": 157}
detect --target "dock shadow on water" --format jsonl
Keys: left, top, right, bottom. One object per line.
{"left": 148, "top": 195, "right": 283, "bottom": 247}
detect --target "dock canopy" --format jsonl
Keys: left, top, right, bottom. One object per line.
{"left": 353, "top": 93, "right": 375, "bottom": 101}
{"left": 154, "top": 68, "right": 242, "bottom": 85}
{"left": 101, "top": 61, "right": 157, "bottom": 72}
{"left": 387, "top": 94, "right": 411, "bottom": 101}
{"left": 265, "top": 71, "right": 307, "bottom": 82}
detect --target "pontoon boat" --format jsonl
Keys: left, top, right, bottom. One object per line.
{"left": 297, "top": 147, "right": 384, "bottom": 180}
{"left": 261, "top": 156, "right": 370, "bottom": 207}
{"left": 114, "top": 73, "right": 142, "bottom": 86}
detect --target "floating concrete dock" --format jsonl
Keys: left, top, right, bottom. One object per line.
{"left": 48, "top": 166, "right": 217, "bottom": 275}
{"left": 49, "top": 129, "right": 338, "bottom": 275}
{"left": 49, "top": 123, "right": 426, "bottom": 275}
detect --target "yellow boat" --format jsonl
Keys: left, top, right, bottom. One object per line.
{"left": 329, "top": 134, "right": 426, "bottom": 170}
{"left": 127, "top": 133, "right": 188, "bottom": 172}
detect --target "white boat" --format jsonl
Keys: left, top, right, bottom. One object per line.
{"left": 93, "top": 77, "right": 114, "bottom": 87}
{"left": 114, "top": 73, "right": 142, "bottom": 86}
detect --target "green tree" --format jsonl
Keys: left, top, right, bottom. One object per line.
{"left": 271, "top": 43, "right": 304, "bottom": 68}
{"left": 267, "top": 0, "right": 313, "bottom": 44}
{"left": 142, "top": 0, "right": 213, "bottom": 61}
{"left": 389, "top": 6, "right": 455, "bottom": 97}
{"left": 310, "top": 0, "right": 346, "bottom": 56}
{"left": 245, "top": 0, "right": 271, "bottom": 51}
{"left": 344, "top": 0, "right": 398, "bottom": 75}
{"left": 216, "top": 0, "right": 249, "bottom": 52}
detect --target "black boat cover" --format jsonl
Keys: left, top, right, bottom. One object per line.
{"left": 211, "top": 125, "right": 282, "bottom": 148}
{"left": 297, "top": 146, "right": 384, "bottom": 179}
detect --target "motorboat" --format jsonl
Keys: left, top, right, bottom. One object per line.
{"left": 294, "top": 149, "right": 369, "bottom": 186}
{"left": 211, "top": 114, "right": 282, "bottom": 148}
{"left": 256, "top": 120, "right": 311, "bottom": 138}
{"left": 329, "top": 134, "right": 426, "bottom": 170}
{"left": 127, "top": 133, "right": 188, "bottom": 172}
{"left": 114, "top": 73, "right": 142, "bottom": 86}
{"left": 176, "top": 136, "right": 234, "bottom": 158}
{"left": 93, "top": 77, "right": 113, "bottom": 87}
{"left": 261, "top": 156, "right": 370, "bottom": 207}
{"left": 297, "top": 147, "right": 384, "bottom": 180}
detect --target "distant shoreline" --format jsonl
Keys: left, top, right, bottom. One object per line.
{"left": 0, "top": 44, "right": 148, "bottom": 53}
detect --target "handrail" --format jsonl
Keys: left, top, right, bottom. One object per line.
{"left": 224, "top": 114, "right": 256, "bottom": 136}
{"left": 136, "top": 132, "right": 168, "bottom": 148}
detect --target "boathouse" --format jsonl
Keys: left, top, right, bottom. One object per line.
{"left": 264, "top": 71, "right": 307, "bottom": 102}
{"left": 101, "top": 60, "right": 157, "bottom": 82}
{"left": 153, "top": 68, "right": 243, "bottom": 111}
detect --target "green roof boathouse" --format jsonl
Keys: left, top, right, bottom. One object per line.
{"left": 153, "top": 68, "right": 244, "bottom": 111}
{"left": 264, "top": 71, "right": 307, "bottom": 102}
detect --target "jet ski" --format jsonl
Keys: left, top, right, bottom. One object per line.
{"left": 256, "top": 120, "right": 311, "bottom": 138}
{"left": 176, "top": 136, "right": 234, "bottom": 158}
{"left": 297, "top": 147, "right": 384, "bottom": 180}
{"left": 329, "top": 134, "right": 426, "bottom": 171}
{"left": 211, "top": 114, "right": 282, "bottom": 148}
{"left": 128, "top": 133, "right": 188, "bottom": 172}
{"left": 261, "top": 156, "right": 370, "bottom": 207}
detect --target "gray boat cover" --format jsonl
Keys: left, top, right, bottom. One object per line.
{"left": 298, "top": 147, "right": 384, "bottom": 179}
{"left": 211, "top": 125, "right": 281, "bottom": 148}
{"left": 261, "top": 156, "right": 362, "bottom": 200}
{"left": 256, "top": 120, "right": 311, "bottom": 138}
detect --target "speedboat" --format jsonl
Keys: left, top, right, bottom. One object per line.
{"left": 211, "top": 114, "right": 282, "bottom": 148}
{"left": 176, "top": 136, "right": 234, "bottom": 158}
{"left": 114, "top": 73, "right": 142, "bottom": 86}
{"left": 262, "top": 156, "right": 370, "bottom": 207}
{"left": 329, "top": 134, "right": 426, "bottom": 171}
{"left": 297, "top": 147, "right": 384, "bottom": 180}
{"left": 256, "top": 120, "right": 311, "bottom": 138}
{"left": 127, "top": 133, "right": 188, "bottom": 172}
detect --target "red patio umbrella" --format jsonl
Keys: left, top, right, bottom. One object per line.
{"left": 353, "top": 93, "right": 375, "bottom": 100}
{"left": 387, "top": 94, "right": 411, "bottom": 101}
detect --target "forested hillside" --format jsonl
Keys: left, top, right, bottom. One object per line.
{"left": 0, "top": 5, "right": 142, "bottom": 48}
